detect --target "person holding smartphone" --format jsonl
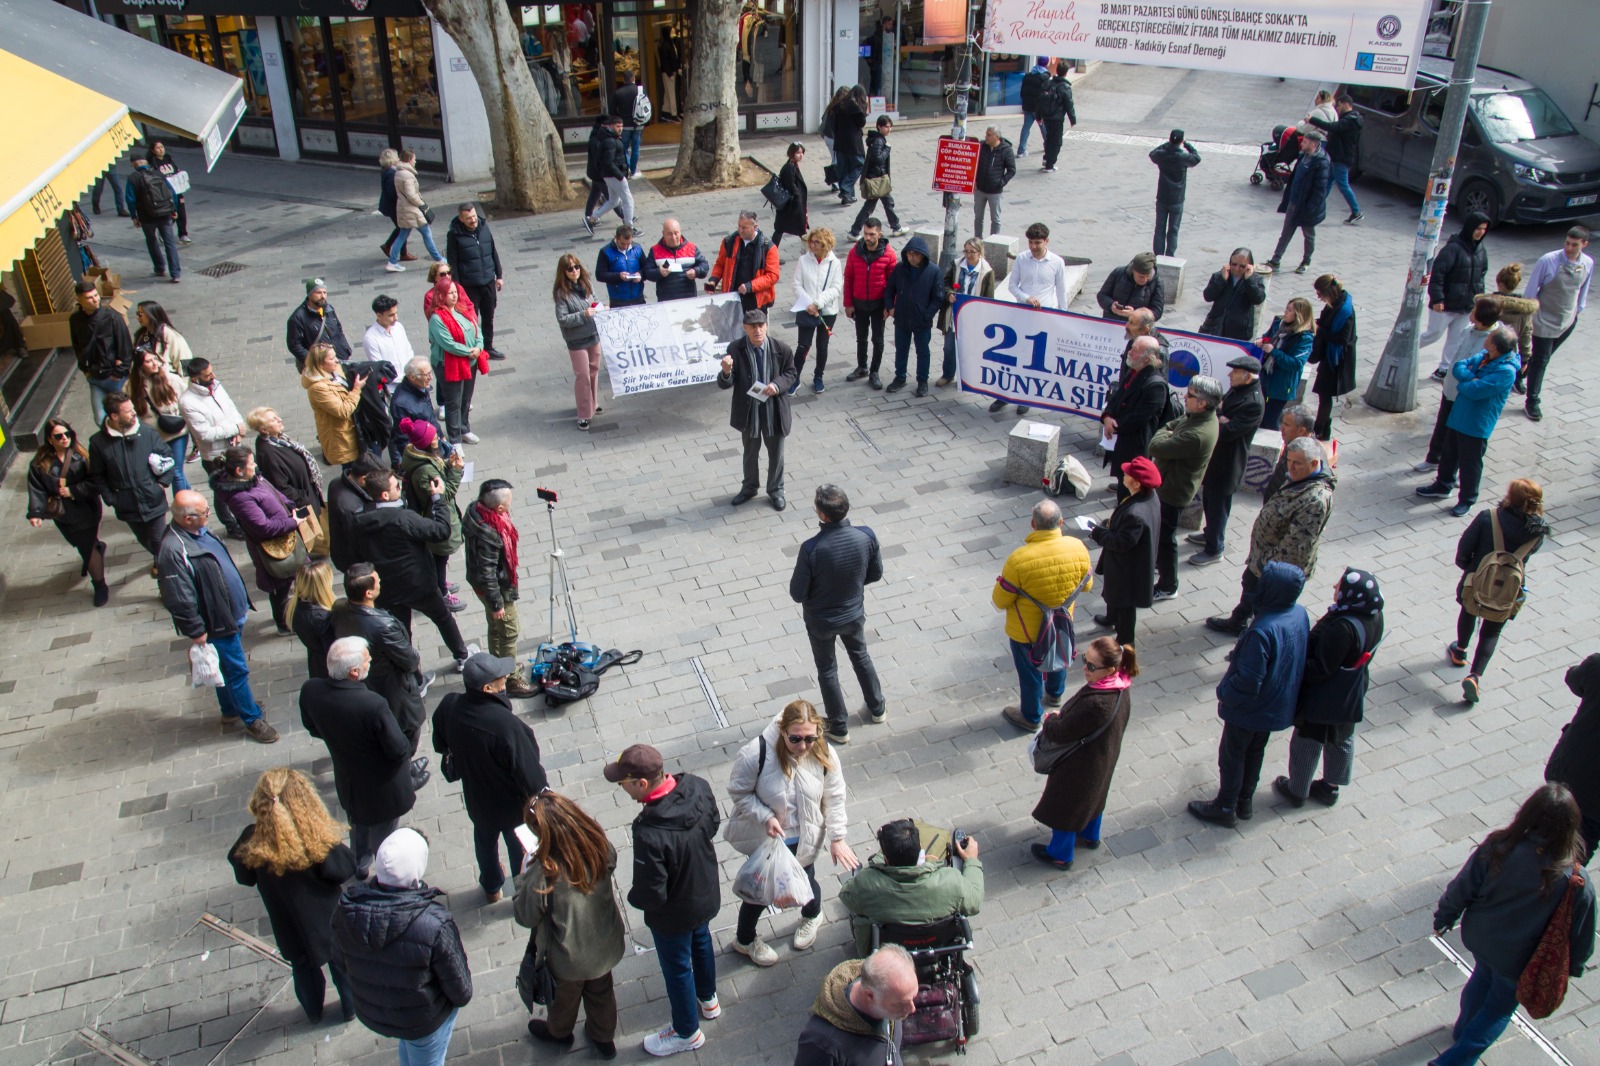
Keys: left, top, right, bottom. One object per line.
{"left": 214, "top": 444, "right": 307, "bottom": 633}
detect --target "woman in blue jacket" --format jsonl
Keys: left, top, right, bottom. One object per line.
{"left": 1257, "top": 297, "right": 1314, "bottom": 430}
{"left": 1417, "top": 325, "right": 1519, "bottom": 517}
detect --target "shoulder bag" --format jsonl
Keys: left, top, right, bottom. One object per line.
{"left": 515, "top": 895, "right": 557, "bottom": 1010}
{"left": 259, "top": 509, "right": 322, "bottom": 580}
{"left": 861, "top": 174, "right": 892, "bottom": 199}
{"left": 1030, "top": 689, "right": 1128, "bottom": 774}
{"left": 760, "top": 173, "right": 794, "bottom": 213}
{"left": 1516, "top": 863, "right": 1584, "bottom": 1019}
{"left": 42, "top": 459, "right": 68, "bottom": 520}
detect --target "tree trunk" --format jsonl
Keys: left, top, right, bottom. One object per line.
{"left": 422, "top": 0, "right": 573, "bottom": 212}
{"left": 668, "top": 0, "right": 741, "bottom": 188}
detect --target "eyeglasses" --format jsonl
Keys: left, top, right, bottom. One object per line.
{"left": 785, "top": 734, "right": 820, "bottom": 746}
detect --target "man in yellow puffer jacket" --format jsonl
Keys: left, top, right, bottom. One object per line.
{"left": 993, "top": 499, "right": 1092, "bottom": 732}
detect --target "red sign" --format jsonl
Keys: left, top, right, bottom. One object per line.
{"left": 932, "top": 136, "right": 982, "bottom": 194}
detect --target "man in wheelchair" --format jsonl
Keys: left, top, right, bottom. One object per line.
{"left": 838, "top": 818, "right": 984, "bottom": 957}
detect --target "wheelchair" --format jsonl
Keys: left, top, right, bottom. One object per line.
{"left": 870, "top": 911, "right": 980, "bottom": 1052}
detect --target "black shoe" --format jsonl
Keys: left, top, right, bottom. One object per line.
{"left": 868, "top": 374, "right": 883, "bottom": 389}
{"left": 1204, "top": 615, "right": 1246, "bottom": 635}
{"left": 1294, "top": 261, "right": 1310, "bottom": 274}
{"left": 92, "top": 581, "right": 109, "bottom": 607}
{"left": 1526, "top": 403, "right": 1543, "bottom": 422}
{"left": 1345, "top": 212, "right": 1363, "bottom": 224}
{"left": 1029, "top": 843, "right": 1071, "bottom": 871}
{"left": 594, "top": 1039, "right": 618, "bottom": 1060}
{"left": 1512, "top": 377, "right": 1526, "bottom": 395}
{"left": 1414, "top": 483, "right": 1452, "bottom": 499}
{"left": 1078, "top": 837, "right": 1101, "bottom": 850}
{"left": 846, "top": 367, "right": 869, "bottom": 382}
{"left": 410, "top": 770, "right": 431, "bottom": 790}
{"left": 1308, "top": 780, "right": 1340, "bottom": 807}
{"left": 527, "top": 1019, "right": 575, "bottom": 1047}
{"left": 988, "top": 399, "right": 1008, "bottom": 413}
{"left": 1272, "top": 776, "right": 1305, "bottom": 809}
{"left": 1015, "top": 405, "right": 1029, "bottom": 415}
{"left": 913, "top": 382, "right": 929, "bottom": 398}
{"left": 731, "top": 489, "right": 756, "bottom": 506}
{"left": 411, "top": 756, "right": 429, "bottom": 774}
{"left": 582, "top": 215, "right": 595, "bottom": 236}
{"left": 487, "top": 348, "right": 506, "bottom": 361}
{"left": 1152, "top": 586, "right": 1178, "bottom": 602}
{"left": 1187, "top": 799, "right": 1237, "bottom": 827}
{"left": 771, "top": 493, "right": 787, "bottom": 511}
{"left": 885, "top": 377, "right": 906, "bottom": 393}
{"left": 1263, "top": 260, "right": 1280, "bottom": 272}
{"left": 1092, "top": 613, "right": 1112, "bottom": 628}
{"left": 1236, "top": 797, "right": 1254, "bottom": 820}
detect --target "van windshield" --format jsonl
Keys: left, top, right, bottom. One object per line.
{"left": 1472, "top": 89, "right": 1578, "bottom": 143}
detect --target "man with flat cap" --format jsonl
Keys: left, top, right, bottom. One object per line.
{"left": 1190, "top": 354, "right": 1265, "bottom": 566}
{"left": 287, "top": 277, "right": 353, "bottom": 372}
{"left": 431, "top": 651, "right": 547, "bottom": 904}
{"left": 716, "top": 308, "right": 797, "bottom": 511}
{"left": 606, "top": 743, "right": 722, "bottom": 1057}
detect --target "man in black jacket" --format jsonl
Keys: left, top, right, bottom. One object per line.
{"left": 69, "top": 282, "right": 134, "bottom": 426}
{"left": 1102, "top": 336, "right": 1170, "bottom": 499}
{"left": 1421, "top": 212, "right": 1491, "bottom": 378}
{"left": 1097, "top": 252, "right": 1165, "bottom": 323}
{"left": 89, "top": 392, "right": 174, "bottom": 558}
{"left": 1190, "top": 356, "right": 1265, "bottom": 565}
{"left": 461, "top": 480, "right": 537, "bottom": 698}
{"left": 286, "top": 278, "right": 352, "bottom": 372}
{"left": 446, "top": 206, "right": 505, "bottom": 360}
{"left": 1148, "top": 129, "right": 1200, "bottom": 256}
{"left": 432, "top": 652, "right": 547, "bottom": 903}
{"left": 972, "top": 127, "right": 1015, "bottom": 237}
{"left": 606, "top": 744, "right": 722, "bottom": 1058}
{"left": 326, "top": 453, "right": 384, "bottom": 571}
{"left": 332, "top": 829, "right": 473, "bottom": 1060}
{"left": 301, "top": 636, "right": 419, "bottom": 878}
{"left": 156, "top": 490, "right": 278, "bottom": 743}
{"left": 1198, "top": 249, "right": 1267, "bottom": 340}
{"left": 1032, "top": 69, "right": 1077, "bottom": 173}
{"left": 331, "top": 564, "right": 432, "bottom": 789}
{"left": 643, "top": 219, "right": 710, "bottom": 301}
{"left": 1305, "top": 94, "right": 1363, "bottom": 224}
{"left": 790, "top": 484, "right": 885, "bottom": 743}
{"left": 584, "top": 116, "right": 635, "bottom": 236}
{"left": 794, "top": 947, "right": 919, "bottom": 1066}
{"left": 353, "top": 468, "right": 472, "bottom": 666}
{"left": 717, "top": 309, "right": 797, "bottom": 511}
{"left": 127, "top": 158, "right": 181, "bottom": 282}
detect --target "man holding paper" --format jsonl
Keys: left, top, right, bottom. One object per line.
{"left": 643, "top": 219, "right": 710, "bottom": 302}
{"left": 717, "top": 310, "right": 797, "bottom": 511}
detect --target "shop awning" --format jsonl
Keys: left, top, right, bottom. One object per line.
{"left": 0, "top": 0, "right": 246, "bottom": 171}
{"left": 0, "top": 50, "right": 140, "bottom": 272}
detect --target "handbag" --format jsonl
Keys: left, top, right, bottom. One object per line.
{"left": 1029, "top": 690, "right": 1127, "bottom": 774}
{"left": 156, "top": 414, "right": 186, "bottom": 435}
{"left": 861, "top": 174, "right": 892, "bottom": 199}
{"left": 421, "top": 203, "right": 436, "bottom": 225}
{"left": 42, "top": 460, "right": 68, "bottom": 520}
{"left": 823, "top": 163, "right": 839, "bottom": 186}
{"left": 760, "top": 174, "right": 794, "bottom": 212}
{"left": 258, "top": 509, "right": 321, "bottom": 580}
{"left": 1516, "top": 862, "right": 1584, "bottom": 1019}
{"left": 515, "top": 902, "right": 557, "bottom": 1010}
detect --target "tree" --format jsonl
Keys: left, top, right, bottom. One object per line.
{"left": 421, "top": 0, "right": 573, "bottom": 212}
{"left": 667, "top": 0, "right": 741, "bottom": 188}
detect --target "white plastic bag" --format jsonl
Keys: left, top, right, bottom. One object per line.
{"left": 189, "top": 642, "right": 224, "bottom": 688}
{"left": 733, "top": 837, "right": 815, "bottom": 909}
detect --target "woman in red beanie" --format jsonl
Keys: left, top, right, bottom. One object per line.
{"left": 1089, "top": 457, "right": 1161, "bottom": 645}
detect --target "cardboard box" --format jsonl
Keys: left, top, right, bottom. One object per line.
{"left": 20, "top": 313, "right": 75, "bottom": 351}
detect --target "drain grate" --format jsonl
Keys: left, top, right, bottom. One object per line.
{"left": 197, "top": 260, "right": 248, "bottom": 278}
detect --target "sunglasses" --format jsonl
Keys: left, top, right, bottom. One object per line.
{"left": 1083, "top": 659, "right": 1112, "bottom": 671}
{"left": 785, "top": 734, "right": 819, "bottom": 746}
{"left": 565, "top": 265, "right": 581, "bottom": 272}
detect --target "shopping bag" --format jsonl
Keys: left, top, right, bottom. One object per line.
{"left": 189, "top": 642, "right": 224, "bottom": 688}
{"left": 732, "top": 837, "right": 815, "bottom": 909}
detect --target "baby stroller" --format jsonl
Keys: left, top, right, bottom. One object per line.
{"left": 1251, "top": 124, "right": 1299, "bottom": 190}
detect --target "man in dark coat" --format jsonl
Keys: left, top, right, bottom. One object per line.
{"left": 716, "top": 309, "right": 797, "bottom": 511}
{"left": 1265, "top": 130, "right": 1331, "bottom": 273}
{"left": 126, "top": 158, "right": 181, "bottom": 282}
{"left": 446, "top": 206, "right": 505, "bottom": 359}
{"left": 287, "top": 278, "right": 352, "bottom": 372}
{"left": 1422, "top": 211, "right": 1491, "bottom": 378}
{"left": 607, "top": 744, "right": 722, "bottom": 1057}
{"left": 1190, "top": 356, "right": 1266, "bottom": 565}
{"left": 1101, "top": 335, "right": 1170, "bottom": 497}
{"left": 388, "top": 360, "right": 453, "bottom": 468}
{"left": 883, "top": 235, "right": 946, "bottom": 396}
{"left": 352, "top": 467, "right": 471, "bottom": 665}
{"left": 1032, "top": 69, "right": 1077, "bottom": 173}
{"left": 432, "top": 652, "right": 547, "bottom": 903}
{"left": 1547, "top": 654, "right": 1600, "bottom": 863}
{"left": 330, "top": 563, "right": 430, "bottom": 789}
{"left": 1199, "top": 249, "right": 1267, "bottom": 340}
{"left": 301, "top": 636, "right": 418, "bottom": 878}
{"left": 643, "top": 219, "right": 711, "bottom": 301}
{"left": 461, "top": 480, "right": 537, "bottom": 698}
{"left": 1090, "top": 456, "right": 1162, "bottom": 645}
{"left": 69, "top": 282, "right": 134, "bottom": 425}
{"left": 326, "top": 453, "right": 383, "bottom": 571}
{"left": 332, "top": 829, "right": 473, "bottom": 1058}
{"left": 1016, "top": 58, "right": 1050, "bottom": 158}
{"left": 1097, "top": 252, "right": 1165, "bottom": 322}
{"left": 89, "top": 392, "right": 175, "bottom": 557}
{"left": 1305, "top": 93, "right": 1363, "bottom": 224}
{"left": 794, "top": 947, "right": 919, "bottom": 1066}
{"left": 972, "top": 127, "right": 1015, "bottom": 237}
{"left": 1148, "top": 129, "right": 1200, "bottom": 256}
{"left": 1188, "top": 560, "right": 1309, "bottom": 827}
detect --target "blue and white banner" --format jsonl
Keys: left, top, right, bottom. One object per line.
{"left": 596, "top": 292, "right": 745, "bottom": 397}
{"left": 953, "top": 296, "right": 1259, "bottom": 421}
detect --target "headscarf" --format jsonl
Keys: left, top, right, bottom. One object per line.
{"left": 1328, "top": 567, "right": 1382, "bottom": 616}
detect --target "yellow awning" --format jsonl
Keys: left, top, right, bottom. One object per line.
{"left": 0, "top": 49, "right": 141, "bottom": 271}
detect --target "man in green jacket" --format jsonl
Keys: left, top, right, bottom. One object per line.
{"left": 1149, "top": 376, "right": 1221, "bottom": 601}
{"left": 838, "top": 819, "right": 984, "bottom": 956}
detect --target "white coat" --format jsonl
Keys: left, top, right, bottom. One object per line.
{"left": 178, "top": 379, "right": 246, "bottom": 460}
{"left": 792, "top": 250, "right": 844, "bottom": 318}
{"left": 724, "top": 716, "right": 847, "bottom": 867}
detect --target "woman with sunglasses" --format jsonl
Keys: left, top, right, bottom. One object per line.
{"left": 553, "top": 253, "right": 606, "bottom": 430}
{"left": 422, "top": 261, "right": 477, "bottom": 323}
{"left": 724, "top": 699, "right": 860, "bottom": 966}
{"left": 25, "top": 418, "right": 108, "bottom": 606}
{"left": 1030, "top": 636, "right": 1138, "bottom": 871}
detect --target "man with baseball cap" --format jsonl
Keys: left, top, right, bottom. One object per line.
{"left": 606, "top": 744, "right": 723, "bottom": 1057}
{"left": 287, "top": 277, "right": 353, "bottom": 372}
{"left": 1264, "top": 128, "right": 1330, "bottom": 275}
{"left": 716, "top": 308, "right": 798, "bottom": 511}
{"left": 431, "top": 652, "right": 547, "bottom": 904}
{"left": 1189, "top": 354, "right": 1265, "bottom": 566}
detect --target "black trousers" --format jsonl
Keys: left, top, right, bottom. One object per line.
{"left": 462, "top": 282, "right": 498, "bottom": 351}
{"left": 853, "top": 306, "right": 886, "bottom": 372}
{"left": 1108, "top": 605, "right": 1138, "bottom": 646}
{"left": 1523, "top": 322, "right": 1576, "bottom": 406}
{"left": 1271, "top": 217, "right": 1315, "bottom": 265}
{"left": 1041, "top": 118, "right": 1066, "bottom": 168}
{"left": 383, "top": 588, "right": 469, "bottom": 660}
{"left": 1436, "top": 429, "right": 1488, "bottom": 506}
{"left": 740, "top": 431, "right": 785, "bottom": 497}
{"left": 736, "top": 841, "right": 821, "bottom": 944}
{"left": 1217, "top": 723, "right": 1272, "bottom": 809}
{"left": 1228, "top": 567, "right": 1262, "bottom": 627}
{"left": 1426, "top": 396, "right": 1454, "bottom": 464}
{"left": 1455, "top": 608, "right": 1505, "bottom": 677}
{"left": 202, "top": 458, "right": 243, "bottom": 534}
{"left": 291, "top": 959, "right": 352, "bottom": 1023}
{"left": 796, "top": 318, "right": 835, "bottom": 379}
{"left": 1154, "top": 499, "right": 1182, "bottom": 593}
{"left": 1201, "top": 483, "right": 1234, "bottom": 556}
{"left": 125, "top": 514, "right": 170, "bottom": 558}
{"left": 853, "top": 195, "right": 899, "bottom": 232}
{"left": 1313, "top": 389, "right": 1336, "bottom": 441}
{"left": 1153, "top": 202, "right": 1182, "bottom": 256}
{"left": 806, "top": 617, "right": 885, "bottom": 735}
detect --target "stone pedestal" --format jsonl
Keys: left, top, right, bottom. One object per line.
{"left": 1005, "top": 420, "right": 1059, "bottom": 489}
{"left": 1060, "top": 260, "right": 1091, "bottom": 309}
{"left": 1156, "top": 255, "right": 1186, "bottom": 303}
{"left": 1253, "top": 270, "right": 1272, "bottom": 340}
{"left": 984, "top": 235, "right": 1019, "bottom": 281}
{"left": 1245, "top": 428, "right": 1283, "bottom": 495}
{"left": 914, "top": 227, "right": 946, "bottom": 262}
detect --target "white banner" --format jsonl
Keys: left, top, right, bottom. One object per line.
{"left": 595, "top": 293, "right": 745, "bottom": 398}
{"left": 981, "top": 0, "right": 1432, "bottom": 90}
{"left": 953, "top": 296, "right": 1258, "bottom": 420}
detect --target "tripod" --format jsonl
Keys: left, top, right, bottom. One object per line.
{"left": 545, "top": 498, "right": 580, "bottom": 645}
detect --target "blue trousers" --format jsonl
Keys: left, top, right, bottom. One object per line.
{"left": 143, "top": 216, "right": 181, "bottom": 278}
{"left": 211, "top": 632, "right": 264, "bottom": 723}
{"left": 893, "top": 323, "right": 932, "bottom": 383}
{"left": 1045, "top": 813, "right": 1104, "bottom": 863}
{"left": 1330, "top": 162, "right": 1360, "bottom": 214}
{"left": 396, "top": 1007, "right": 458, "bottom": 1066}
{"left": 168, "top": 433, "right": 191, "bottom": 492}
{"left": 623, "top": 127, "right": 643, "bottom": 173}
{"left": 1017, "top": 112, "right": 1040, "bottom": 154}
{"left": 86, "top": 376, "right": 128, "bottom": 427}
{"left": 652, "top": 923, "right": 716, "bottom": 1039}
{"left": 392, "top": 224, "right": 442, "bottom": 264}
{"left": 1433, "top": 964, "right": 1517, "bottom": 1066}
{"left": 1009, "top": 638, "right": 1064, "bottom": 726}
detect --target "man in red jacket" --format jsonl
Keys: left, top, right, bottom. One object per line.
{"left": 842, "top": 219, "right": 898, "bottom": 390}
{"left": 708, "top": 211, "right": 780, "bottom": 314}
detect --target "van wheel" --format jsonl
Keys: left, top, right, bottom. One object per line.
{"left": 1455, "top": 180, "right": 1500, "bottom": 225}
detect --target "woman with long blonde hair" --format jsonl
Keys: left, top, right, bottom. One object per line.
{"left": 287, "top": 557, "right": 337, "bottom": 678}
{"left": 723, "top": 699, "right": 859, "bottom": 966}
{"left": 1257, "top": 295, "right": 1315, "bottom": 430}
{"left": 229, "top": 768, "right": 356, "bottom": 1023}
{"left": 514, "top": 791, "right": 625, "bottom": 1057}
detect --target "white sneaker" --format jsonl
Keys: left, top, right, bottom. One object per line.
{"left": 732, "top": 936, "right": 778, "bottom": 966}
{"left": 385, "top": 262, "right": 406, "bottom": 272}
{"left": 462, "top": 431, "right": 481, "bottom": 445}
{"left": 792, "top": 916, "right": 821, "bottom": 951}
{"left": 1413, "top": 460, "right": 1438, "bottom": 472}
{"left": 643, "top": 1026, "right": 705, "bottom": 1057}
{"left": 698, "top": 995, "right": 721, "bottom": 1020}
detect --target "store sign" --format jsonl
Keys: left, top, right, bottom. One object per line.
{"left": 596, "top": 293, "right": 745, "bottom": 397}
{"left": 922, "top": 0, "right": 967, "bottom": 44}
{"left": 979, "top": 0, "right": 1432, "bottom": 90}
{"left": 932, "top": 136, "right": 982, "bottom": 194}
{"left": 97, "top": 0, "right": 424, "bottom": 15}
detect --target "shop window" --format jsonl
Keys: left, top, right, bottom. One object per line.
{"left": 283, "top": 18, "right": 338, "bottom": 122}
{"left": 522, "top": 4, "right": 602, "bottom": 118}
{"left": 214, "top": 17, "right": 272, "bottom": 120}
{"left": 609, "top": 7, "right": 688, "bottom": 141}
{"left": 738, "top": 0, "right": 798, "bottom": 106}
{"left": 328, "top": 18, "right": 388, "bottom": 126}
{"left": 388, "top": 18, "right": 440, "bottom": 130}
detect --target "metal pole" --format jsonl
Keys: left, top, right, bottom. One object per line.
{"left": 1363, "top": 0, "right": 1492, "bottom": 413}
{"left": 939, "top": 0, "right": 976, "bottom": 272}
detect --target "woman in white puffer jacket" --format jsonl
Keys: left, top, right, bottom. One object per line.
{"left": 724, "top": 699, "right": 859, "bottom": 966}
{"left": 789, "top": 228, "right": 845, "bottom": 395}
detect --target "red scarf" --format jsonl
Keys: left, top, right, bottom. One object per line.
{"left": 475, "top": 501, "right": 519, "bottom": 586}
{"left": 433, "top": 305, "right": 467, "bottom": 346}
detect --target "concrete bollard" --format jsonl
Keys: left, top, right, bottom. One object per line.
{"left": 1005, "top": 420, "right": 1059, "bottom": 488}
{"left": 1245, "top": 428, "right": 1284, "bottom": 495}
{"left": 1155, "top": 255, "right": 1186, "bottom": 303}
{"left": 984, "top": 235, "right": 1020, "bottom": 282}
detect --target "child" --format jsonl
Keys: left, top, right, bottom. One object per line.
{"left": 1492, "top": 262, "right": 1540, "bottom": 394}
{"left": 1415, "top": 294, "right": 1500, "bottom": 472}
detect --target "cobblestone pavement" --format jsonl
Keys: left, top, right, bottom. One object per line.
{"left": 3, "top": 64, "right": 1598, "bottom": 1066}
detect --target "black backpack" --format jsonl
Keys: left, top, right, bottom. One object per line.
{"left": 134, "top": 169, "right": 176, "bottom": 219}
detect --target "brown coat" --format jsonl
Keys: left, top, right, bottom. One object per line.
{"left": 1031, "top": 685, "right": 1131, "bottom": 833}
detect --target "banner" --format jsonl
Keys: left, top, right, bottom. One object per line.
{"left": 596, "top": 293, "right": 744, "bottom": 398}
{"left": 953, "top": 296, "right": 1258, "bottom": 420}
{"left": 980, "top": 0, "right": 1432, "bottom": 90}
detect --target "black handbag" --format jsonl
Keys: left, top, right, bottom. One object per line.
{"left": 156, "top": 414, "right": 186, "bottom": 435}
{"left": 515, "top": 904, "right": 557, "bottom": 1009}
{"left": 822, "top": 163, "right": 839, "bottom": 186}
{"left": 421, "top": 202, "right": 436, "bottom": 225}
{"left": 760, "top": 174, "right": 794, "bottom": 212}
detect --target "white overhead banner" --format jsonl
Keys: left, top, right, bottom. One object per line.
{"left": 981, "top": 0, "right": 1432, "bottom": 90}
{"left": 595, "top": 293, "right": 744, "bottom": 398}
{"left": 953, "top": 296, "right": 1257, "bottom": 421}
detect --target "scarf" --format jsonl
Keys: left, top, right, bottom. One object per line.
{"left": 1325, "top": 293, "right": 1353, "bottom": 368}
{"left": 1328, "top": 567, "right": 1382, "bottom": 616}
{"left": 263, "top": 434, "right": 325, "bottom": 497}
{"left": 1088, "top": 672, "right": 1134, "bottom": 691}
{"left": 742, "top": 340, "right": 774, "bottom": 439}
{"left": 958, "top": 260, "right": 982, "bottom": 294}
{"left": 474, "top": 501, "right": 520, "bottom": 587}
{"left": 433, "top": 305, "right": 467, "bottom": 346}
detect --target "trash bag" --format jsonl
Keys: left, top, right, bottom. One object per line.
{"left": 733, "top": 837, "right": 815, "bottom": 909}
{"left": 189, "top": 642, "right": 224, "bottom": 688}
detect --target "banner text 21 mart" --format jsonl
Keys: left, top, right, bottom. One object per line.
{"left": 952, "top": 295, "right": 1258, "bottom": 420}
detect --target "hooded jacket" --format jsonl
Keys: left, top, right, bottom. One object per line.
{"left": 400, "top": 447, "right": 463, "bottom": 556}
{"left": 445, "top": 215, "right": 501, "bottom": 288}
{"left": 69, "top": 304, "right": 134, "bottom": 381}
{"left": 392, "top": 162, "right": 428, "bottom": 230}
{"left": 838, "top": 856, "right": 984, "bottom": 956}
{"left": 1245, "top": 469, "right": 1335, "bottom": 579}
{"left": 332, "top": 881, "right": 473, "bottom": 1040}
{"left": 1547, "top": 654, "right": 1600, "bottom": 818}
{"left": 861, "top": 130, "right": 892, "bottom": 181}
{"left": 843, "top": 238, "right": 897, "bottom": 308}
{"left": 1429, "top": 213, "right": 1491, "bottom": 313}
{"left": 1495, "top": 291, "right": 1539, "bottom": 362}
{"left": 1216, "top": 560, "right": 1309, "bottom": 732}
{"left": 286, "top": 300, "right": 353, "bottom": 371}
{"left": 1032, "top": 75, "right": 1076, "bottom": 124}
{"left": 794, "top": 959, "right": 904, "bottom": 1066}
{"left": 1019, "top": 65, "right": 1050, "bottom": 112}
{"left": 627, "top": 772, "right": 722, "bottom": 933}
{"left": 88, "top": 421, "right": 174, "bottom": 521}
{"left": 216, "top": 474, "right": 300, "bottom": 594}
{"left": 1445, "top": 347, "right": 1519, "bottom": 440}
{"left": 1306, "top": 109, "right": 1363, "bottom": 168}
{"left": 1149, "top": 139, "right": 1201, "bottom": 205}
{"left": 1149, "top": 409, "right": 1219, "bottom": 508}
{"left": 591, "top": 125, "right": 629, "bottom": 182}
{"left": 883, "top": 236, "right": 946, "bottom": 330}
{"left": 432, "top": 687, "right": 547, "bottom": 831}
{"left": 1279, "top": 147, "right": 1331, "bottom": 226}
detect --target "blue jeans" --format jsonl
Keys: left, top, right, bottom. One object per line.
{"left": 652, "top": 924, "right": 716, "bottom": 1039}
{"left": 893, "top": 323, "right": 932, "bottom": 383}
{"left": 1009, "top": 638, "right": 1064, "bottom": 726}
{"left": 623, "top": 127, "right": 643, "bottom": 173}
{"left": 1017, "top": 112, "right": 1039, "bottom": 154}
{"left": 142, "top": 216, "right": 181, "bottom": 278}
{"left": 392, "top": 224, "right": 442, "bottom": 264}
{"left": 92, "top": 169, "right": 125, "bottom": 214}
{"left": 396, "top": 1007, "right": 457, "bottom": 1066}
{"left": 1045, "top": 813, "right": 1103, "bottom": 863}
{"left": 168, "top": 434, "right": 191, "bottom": 491}
{"left": 1433, "top": 964, "right": 1518, "bottom": 1065}
{"left": 86, "top": 376, "right": 128, "bottom": 426}
{"left": 1330, "top": 162, "right": 1360, "bottom": 214}
{"left": 836, "top": 155, "right": 865, "bottom": 201}
{"left": 211, "top": 631, "right": 264, "bottom": 724}
{"left": 472, "top": 821, "right": 525, "bottom": 894}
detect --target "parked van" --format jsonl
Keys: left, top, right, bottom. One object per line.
{"left": 1341, "top": 57, "right": 1600, "bottom": 225}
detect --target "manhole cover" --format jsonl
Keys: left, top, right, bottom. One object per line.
{"left": 197, "top": 261, "right": 247, "bottom": 278}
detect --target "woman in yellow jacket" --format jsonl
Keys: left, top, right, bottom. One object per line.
{"left": 300, "top": 342, "right": 367, "bottom": 468}
{"left": 993, "top": 499, "right": 1092, "bottom": 732}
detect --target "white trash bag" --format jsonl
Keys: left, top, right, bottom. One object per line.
{"left": 189, "top": 642, "right": 225, "bottom": 688}
{"left": 733, "top": 837, "right": 815, "bottom": 909}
